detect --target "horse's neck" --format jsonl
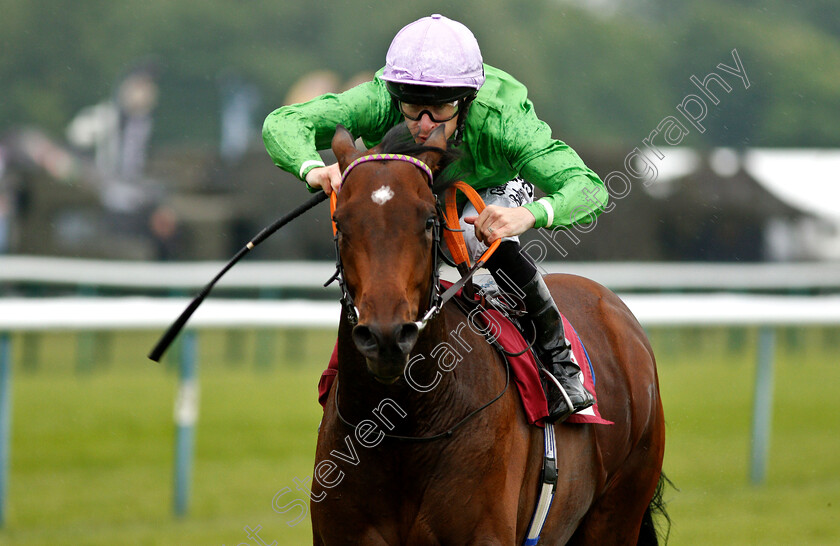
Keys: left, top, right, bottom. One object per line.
{"left": 335, "top": 309, "right": 492, "bottom": 434}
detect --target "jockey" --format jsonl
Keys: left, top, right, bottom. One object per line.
{"left": 263, "top": 14, "right": 608, "bottom": 421}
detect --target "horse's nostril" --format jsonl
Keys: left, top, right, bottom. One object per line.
{"left": 395, "top": 322, "right": 419, "bottom": 354}
{"left": 352, "top": 325, "right": 379, "bottom": 357}
{"left": 353, "top": 322, "right": 418, "bottom": 359}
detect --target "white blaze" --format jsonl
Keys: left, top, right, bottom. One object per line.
{"left": 371, "top": 185, "right": 394, "bottom": 205}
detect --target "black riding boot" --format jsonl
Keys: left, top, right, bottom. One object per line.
{"left": 520, "top": 272, "right": 594, "bottom": 422}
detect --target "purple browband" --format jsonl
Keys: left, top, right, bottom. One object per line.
{"left": 340, "top": 153, "right": 434, "bottom": 186}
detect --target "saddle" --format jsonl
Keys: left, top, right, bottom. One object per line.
{"left": 319, "top": 181, "right": 610, "bottom": 425}
{"left": 439, "top": 182, "right": 610, "bottom": 426}
{"left": 446, "top": 277, "right": 612, "bottom": 426}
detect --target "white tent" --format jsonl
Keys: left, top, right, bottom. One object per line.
{"left": 644, "top": 147, "right": 840, "bottom": 260}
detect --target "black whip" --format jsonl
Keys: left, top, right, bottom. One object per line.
{"left": 148, "top": 191, "right": 328, "bottom": 362}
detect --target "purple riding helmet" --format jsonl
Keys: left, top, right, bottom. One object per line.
{"left": 381, "top": 14, "right": 485, "bottom": 106}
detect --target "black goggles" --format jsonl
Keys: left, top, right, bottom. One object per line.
{"left": 398, "top": 100, "right": 460, "bottom": 123}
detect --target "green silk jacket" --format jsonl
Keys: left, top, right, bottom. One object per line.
{"left": 263, "top": 64, "right": 607, "bottom": 229}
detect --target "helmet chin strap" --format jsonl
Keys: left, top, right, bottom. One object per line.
{"left": 451, "top": 95, "right": 475, "bottom": 146}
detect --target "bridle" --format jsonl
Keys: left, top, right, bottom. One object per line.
{"left": 325, "top": 152, "right": 501, "bottom": 331}
{"left": 326, "top": 153, "right": 443, "bottom": 331}
{"left": 326, "top": 152, "right": 510, "bottom": 443}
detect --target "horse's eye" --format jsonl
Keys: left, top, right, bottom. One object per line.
{"left": 425, "top": 216, "right": 436, "bottom": 231}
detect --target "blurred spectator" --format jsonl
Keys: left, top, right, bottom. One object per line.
{"left": 67, "top": 62, "right": 161, "bottom": 213}
{"left": 219, "top": 73, "right": 261, "bottom": 165}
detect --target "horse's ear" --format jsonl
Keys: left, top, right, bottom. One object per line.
{"left": 332, "top": 125, "right": 361, "bottom": 172}
{"left": 418, "top": 125, "right": 448, "bottom": 172}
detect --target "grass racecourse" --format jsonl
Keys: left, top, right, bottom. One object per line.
{"left": 0, "top": 325, "right": 837, "bottom": 545}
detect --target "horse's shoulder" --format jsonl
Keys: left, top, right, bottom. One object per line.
{"left": 440, "top": 300, "right": 494, "bottom": 334}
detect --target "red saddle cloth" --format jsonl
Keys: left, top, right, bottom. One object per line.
{"left": 317, "top": 288, "right": 613, "bottom": 427}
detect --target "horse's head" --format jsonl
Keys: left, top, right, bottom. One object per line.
{"left": 331, "top": 124, "right": 449, "bottom": 383}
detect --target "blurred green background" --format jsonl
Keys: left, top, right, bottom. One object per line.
{"left": 4, "top": 0, "right": 839, "bottom": 262}
{"left": 2, "top": 0, "right": 839, "bottom": 148}
{"left": 0, "top": 326, "right": 837, "bottom": 545}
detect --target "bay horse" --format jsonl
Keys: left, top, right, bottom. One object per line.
{"left": 312, "top": 124, "right": 667, "bottom": 545}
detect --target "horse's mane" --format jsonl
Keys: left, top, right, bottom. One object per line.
{"left": 375, "top": 123, "right": 463, "bottom": 195}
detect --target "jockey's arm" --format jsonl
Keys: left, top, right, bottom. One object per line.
{"left": 503, "top": 101, "right": 608, "bottom": 230}
{"left": 262, "top": 74, "right": 400, "bottom": 188}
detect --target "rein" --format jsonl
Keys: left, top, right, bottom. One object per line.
{"left": 326, "top": 152, "right": 512, "bottom": 443}
{"left": 334, "top": 351, "right": 510, "bottom": 443}
{"left": 327, "top": 153, "right": 500, "bottom": 330}
{"left": 334, "top": 289, "right": 514, "bottom": 443}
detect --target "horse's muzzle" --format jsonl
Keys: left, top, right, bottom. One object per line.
{"left": 352, "top": 322, "right": 420, "bottom": 382}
